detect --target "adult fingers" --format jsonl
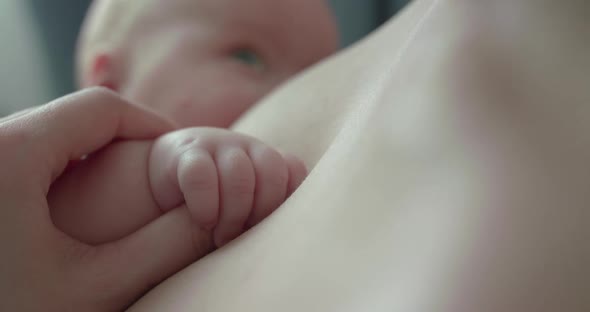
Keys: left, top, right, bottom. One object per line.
{"left": 2, "top": 88, "right": 175, "bottom": 190}
{"left": 49, "top": 141, "right": 161, "bottom": 245}
{"left": 82, "top": 206, "right": 213, "bottom": 311}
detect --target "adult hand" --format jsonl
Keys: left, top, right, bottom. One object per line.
{"left": 0, "top": 88, "right": 201, "bottom": 311}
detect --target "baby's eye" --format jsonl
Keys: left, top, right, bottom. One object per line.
{"left": 231, "top": 48, "right": 266, "bottom": 71}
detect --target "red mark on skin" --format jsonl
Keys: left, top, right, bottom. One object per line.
{"left": 99, "top": 81, "right": 117, "bottom": 91}
{"left": 93, "top": 53, "right": 110, "bottom": 75}
{"left": 91, "top": 53, "right": 118, "bottom": 91}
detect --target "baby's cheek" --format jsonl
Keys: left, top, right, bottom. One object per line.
{"left": 170, "top": 80, "right": 268, "bottom": 128}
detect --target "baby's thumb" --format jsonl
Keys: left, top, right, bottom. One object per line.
{"left": 89, "top": 206, "right": 213, "bottom": 309}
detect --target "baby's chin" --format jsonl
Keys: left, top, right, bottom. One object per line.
{"left": 130, "top": 81, "right": 263, "bottom": 129}
{"left": 165, "top": 102, "right": 254, "bottom": 129}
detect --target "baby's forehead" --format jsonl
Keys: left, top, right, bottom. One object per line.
{"left": 152, "top": 0, "right": 336, "bottom": 55}
{"left": 84, "top": 0, "right": 337, "bottom": 68}
{"left": 196, "top": 0, "right": 338, "bottom": 59}
{"left": 89, "top": 0, "right": 334, "bottom": 36}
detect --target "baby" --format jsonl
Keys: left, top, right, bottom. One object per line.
{"left": 50, "top": 0, "right": 338, "bottom": 249}
{"left": 76, "top": 0, "right": 339, "bottom": 127}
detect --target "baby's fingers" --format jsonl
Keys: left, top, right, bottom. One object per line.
{"left": 213, "top": 148, "right": 255, "bottom": 247}
{"left": 284, "top": 153, "right": 308, "bottom": 196}
{"left": 178, "top": 150, "right": 219, "bottom": 230}
{"left": 244, "top": 146, "right": 290, "bottom": 230}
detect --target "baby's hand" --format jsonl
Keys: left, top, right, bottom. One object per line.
{"left": 149, "top": 128, "right": 307, "bottom": 247}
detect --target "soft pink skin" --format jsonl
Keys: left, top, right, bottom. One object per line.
{"left": 50, "top": 127, "right": 307, "bottom": 248}
{"left": 1, "top": 89, "right": 189, "bottom": 311}
{"left": 150, "top": 129, "right": 307, "bottom": 246}
{"left": 78, "top": 0, "right": 339, "bottom": 128}
{"left": 52, "top": 0, "right": 335, "bottom": 249}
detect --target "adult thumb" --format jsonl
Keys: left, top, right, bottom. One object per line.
{"left": 87, "top": 206, "right": 213, "bottom": 310}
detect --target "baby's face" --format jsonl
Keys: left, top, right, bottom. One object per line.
{"left": 83, "top": 0, "right": 338, "bottom": 128}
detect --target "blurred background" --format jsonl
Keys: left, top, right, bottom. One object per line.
{"left": 0, "top": 0, "right": 409, "bottom": 116}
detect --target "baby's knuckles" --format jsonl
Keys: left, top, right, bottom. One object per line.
{"left": 217, "top": 148, "right": 256, "bottom": 198}
{"left": 250, "top": 145, "right": 289, "bottom": 187}
{"left": 177, "top": 151, "right": 218, "bottom": 194}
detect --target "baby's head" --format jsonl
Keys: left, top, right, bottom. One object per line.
{"left": 77, "top": 0, "right": 339, "bottom": 127}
